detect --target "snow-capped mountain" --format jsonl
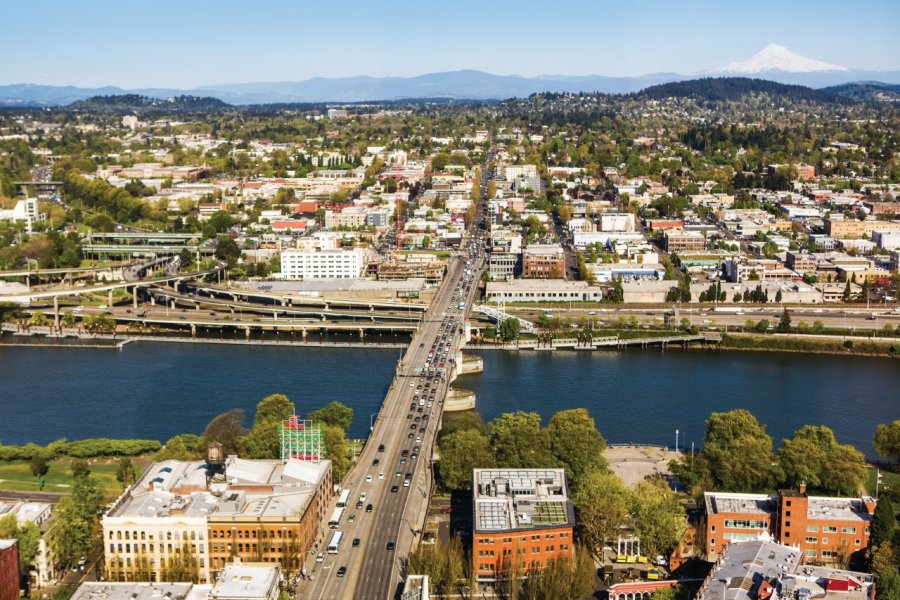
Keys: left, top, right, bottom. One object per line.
{"left": 712, "top": 43, "right": 847, "bottom": 74}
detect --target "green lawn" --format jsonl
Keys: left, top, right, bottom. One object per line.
{"left": 0, "top": 457, "right": 152, "bottom": 497}
{"left": 866, "top": 466, "right": 900, "bottom": 498}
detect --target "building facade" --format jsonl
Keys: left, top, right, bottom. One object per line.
{"left": 704, "top": 487, "right": 875, "bottom": 564}
{"left": 522, "top": 245, "right": 565, "bottom": 279}
{"left": 279, "top": 249, "right": 365, "bottom": 280}
{"left": 0, "top": 540, "right": 18, "bottom": 600}
{"left": 103, "top": 457, "right": 332, "bottom": 583}
{"left": 664, "top": 231, "right": 706, "bottom": 253}
{"left": 472, "top": 469, "right": 575, "bottom": 583}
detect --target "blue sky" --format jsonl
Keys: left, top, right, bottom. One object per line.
{"left": 2, "top": 0, "right": 898, "bottom": 88}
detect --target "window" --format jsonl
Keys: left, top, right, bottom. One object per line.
{"left": 807, "top": 525, "right": 818, "bottom": 532}
{"left": 805, "top": 537, "right": 817, "bottom": 544}
{"left": 724, "top": 519, "right": 767, "bottom": 529}
{"left": 805, "top": 549, "right": 816, "bottom": 557}
{"left": 842, "top": 527, "right": 857, "bottom": 534}
{"left": 711, "top": 525, "right": 716, "bottom": 533}
{"left": 823, "top": 526, "right": 838, "bottom": 533}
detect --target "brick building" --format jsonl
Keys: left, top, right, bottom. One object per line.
{"left": 521, "top": 245, "right": 565, "bottom": 279}
{"left": 0, "top": 540, "right": 18, "bottom": 600}
{"left": 103, "top": 456, "right": 332, "bottom": 583}
{"left": 704, "top": 486, "right": 875, "bottom": 564}
{"left": 472, "top": 469, "right": 575, "bottom": 583}
{"left": 664, "top": 231, "right": 706, "bottom": 253}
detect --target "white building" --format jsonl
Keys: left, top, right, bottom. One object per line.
{"left": 279, "top": 249, "right": 365, "bottom": 280}
{"left": 0, "top": 197, "right": 45, "bottom": 233}
{"left": 499, "top": 164, "right": 537, "bottom": 181}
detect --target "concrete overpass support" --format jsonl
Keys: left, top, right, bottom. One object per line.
{"left": 108, "top": 289, "right": 113, "bottom": 308}
{"left": 53, "top": 296, "right": 60, "bottom": 330}
{"left": 132, "top": 287, "right": 139, "bottom": 309}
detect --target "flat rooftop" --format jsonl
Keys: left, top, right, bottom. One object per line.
{"left": 107, "top": 457, "right": 330, "bottom": 521}
{"left": 473, "top": 469, "right": 574, "bottom": 533}
{"left": 244, "top": 278, "right": 427, "bottom": 293}
{"left": 807, "top": 496, "right": 874, "bottom": 523}
{"left": 698, "top": 541, "right": 873, "bottom": 600}
{"left": 70, "top": 583, "right": 211, "bottom": 600}
{"left": 210, "top": 563, "right": 278, "bottom": 600}
{"left": 705, "top": 493, "right": 775, "bottom": 516}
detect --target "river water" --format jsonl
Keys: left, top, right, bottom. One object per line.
{"left": 0, "top": 343, "right": 896, "bottom": 457}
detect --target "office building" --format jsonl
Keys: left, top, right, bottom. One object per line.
{"left": 472, "top": 469, "right": 575, "bottom": 583}
{"left": 522, "top": 244, "right": 565, "bottom": 279}
{"left": 704, "top": 486, "right": 875, "bottom": 564}
{"left": 279, "top": 249, "right": 365, "bottom": 280}
{"left": 103, "top": 456, "right": 332, "bottom": 583}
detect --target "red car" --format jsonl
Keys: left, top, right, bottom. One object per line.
{"left": 441, "top": 507, "right": 453, "bottom": 514}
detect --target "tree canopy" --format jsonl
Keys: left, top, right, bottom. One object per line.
{"left": 702, "top": 410, "right": 774, "bottom": 491}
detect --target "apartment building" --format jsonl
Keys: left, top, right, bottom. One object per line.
{"left": 797, "top": 163, "right": 817, "bottom": 181}
{"left": 488, "top": 253, "right": 518, "bottom": 281}
{"left": 279, "top": 249, "right": 365, "bottom": 280}
{"left": 103, "top": 456, "right": 332, "bottom": 583}
{"left": 522, "top": 244, "right": 565, "bottom": 279}
{"left": 0, "top": 500, "right": 58, "bottom": 588}
{"left": 0, "top": 197, "right": 45, "bottom": 234}
{"left": 472, "top": 469, "right": 575, "bottom": 583}
{"left": 499, "top": 165, "right": 537, "bottom": 181}
{"left": 704, "top": 486, "right": 875, "bottom": 564}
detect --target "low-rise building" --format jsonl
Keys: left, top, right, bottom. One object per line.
{"left": 488, "top": 253, "right": 518, "bottom": 281}
{"left": 103, "top": 455, "right": 332, "bottom": 583}
{"left": 485, "top": 279, "right": 604, "bottom": 303}
{"left": 664, "top": 230, "right": 706, "bottom": 253}
{"left": 522, "top": 244, "right": 566, "bottom": 279}
{"left": 0, "top": 197, "right": 45, "bottom": 234}
{"left": 704, "top": 486, "right": 875, "bottom": 564}
{"left": 785, "top": 251, "right": 818, "bottom": 274}
{"left": 825, "top": 218, "right": 900, "bottom": 239}
{"left": 70, "top": 582, "right": 210, "bottom": 600}
{"left": 696, "top": 540, "right": 873, "bottom": 600}
{"left": 472, "top": 469, "right": 575, "bottom": 583}
{"left": 279, "top": 249, "right": 365, "bottom": 280}
{"left": 209, "top": 562, "right": 279, "bottom": 600}
{"left": 0, "top": 501, "right": 57, "bottom": 588}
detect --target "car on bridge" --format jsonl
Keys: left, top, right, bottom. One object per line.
{"left": 337, "top": 566, "right": 347, "bottom": 577}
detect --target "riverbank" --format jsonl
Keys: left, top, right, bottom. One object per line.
{"left": 718, "top": 332, "right": 899, "bottom": 358}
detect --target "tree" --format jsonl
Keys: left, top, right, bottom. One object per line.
{"left": 0, "top": 514, "right": 40, "bottom": 579}
{"left": 546, "top": 408, "right": 607, "bottom": 490}
{"left": 777, "top": 308, "right": 791, "bottom": 332}
{"left": 202, "top": 409, "right": 247, "bottom": 456}
{"left": 871, "top": 495, "right": 898, "bottom": 547}
{"left": 702, "top": 410, "right": 774, "bottom": 490}
{"left": 308, "top": 401, "right": 353, "bottom": 431}
{"left": 30, "top": 454, "right": 49, "bottom": 480}
{"left": 498, "top": 318, "right": 521, "bottom": 341}
{"left": 322, "top": 425, "right": 352, "bottom": 481}
{"left": 489, "top": 412, "right": 554, "bottom": 469}
{"left": 215, "top": 236, "right": 241, "bottom": 266}
{"left": 163, "top": 542, "right": 200, "bottom": 583}
{"left": 116, "top": 458, "right": 136, "bottom": 489}
{"left": 208, "top": 211, "right": 235, "bottom": 233}
{"left": 156, "top": 435, "right": 198, "bottom": 461}
{"left": 875, "top": 420, "right": 900, "bottom": 468}
{"left": 70, "top": 459, "right": 91, "bottom": 479}
{"left": 431, "top": 153, "right": 451, "bottom": 172}
{"left": 438, "top": 428, "right": 495, "bottom": 491}
{"left": 630, "top": 478, "right": 686, "bottom": 558}
{"left": 572, "top": 468, "right": 632, "bottom": 552}
{"left": 244, "top": 394, "right": 296, "bottom": 459}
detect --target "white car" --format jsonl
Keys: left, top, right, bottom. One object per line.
{"left": 365, "top": 475, "right": 372, "bottom": 483}
{"left": 316, "top": 552, "right": 325, "bottom": 563}
{"left": 378, "top": 472, "right": 384, "bottom": 480}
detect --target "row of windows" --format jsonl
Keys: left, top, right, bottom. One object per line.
{"left": 723, "top": 519, "right": 768, "bottom": 530}
{"left": 110, "top": 530, "right": 204, "bottom": 542}
{"left": 110, "top": 543, "right": 203, "bottom": 555}
{"left": 805, "top": 537, "right": 862, "bottom": 547}
{"left": 209, "top": 529, "right": 296, "bottom": 539}
{"left": 107, "top": 556, "right": 206, "bottom": 568}
{"left": 479, "top": 532, "right": 570, "bottom": 545}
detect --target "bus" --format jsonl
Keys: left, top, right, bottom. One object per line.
{"left": 328, "top": 507, "right": 344, "bottom": 529}
{"left": 336, "top": 489, "right": 351, "bottom": 508}
{"left": 327, "top": 531, "right": 344, "bottom": 554}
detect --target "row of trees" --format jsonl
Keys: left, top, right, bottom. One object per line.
{"left": 156, "top": 395, "right": 356, "bottom": 481}
{"left": 437, "top": 408, "right": 607, "bottom": 493}
{"left": 670, "top": 410, "right": 869, "bottom": 496}
{"left": 0, "top": 437, "right": 160, "bottom": 462}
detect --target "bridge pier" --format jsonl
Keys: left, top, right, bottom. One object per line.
{"left": 132, "top": 287, "right": 139, "bottom": 309}
{"left": 191, "top": 324, "right": 197, "bottom": 337}
{"left": 244, "top": 326, "right": 250, "bottom": 339}
{"left": 108, "top": 289, "right": 113, "bottom": 308}
{"left": 53, "top": 296, "right": 60, "bottom": 330}
{"left": 359, "top": 328, "right": 365, "bottom": 339}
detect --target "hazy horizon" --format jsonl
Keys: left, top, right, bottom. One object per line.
{"left": 2, "top": 0, "right": 899, "bottom": 89}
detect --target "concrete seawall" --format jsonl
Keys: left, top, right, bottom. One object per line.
{"left": 445, "top": 387, "right": 476, "bottom": 412}
{"left": 461, "top": 353, "right": 483, "bottom": 374}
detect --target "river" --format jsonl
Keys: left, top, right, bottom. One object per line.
{"left": 0, "top": 342, "right": 896, "bottom": 457}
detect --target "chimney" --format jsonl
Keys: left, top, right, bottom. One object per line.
{"left": 798, "top": 483, "right": 807, "bottom": 495}
{"left": 149, "top": 481, "right": 154, "bottom": 492}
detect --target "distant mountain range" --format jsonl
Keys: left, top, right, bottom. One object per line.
{"left": 1, "top": 45, "right": 898, "bottom": 106}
